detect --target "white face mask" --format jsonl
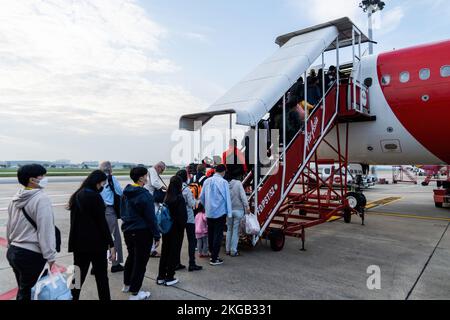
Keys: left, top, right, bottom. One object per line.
{"left": 38, "top": 177, "right": 49, "bottom": 189}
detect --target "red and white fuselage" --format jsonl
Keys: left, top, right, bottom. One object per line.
{"left": 319, "top": 40, "right": 450, "bottom": 165}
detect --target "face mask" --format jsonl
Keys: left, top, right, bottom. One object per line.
{"left": 38, "top": 177, "right": 49, "bottom": 189}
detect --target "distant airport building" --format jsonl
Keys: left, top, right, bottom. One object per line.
{"left": 111, "top": 162, "right": 138, "bottom": 169}
{"left": 81, "top": 161, "right": 100, "bottom": 169}
{"left": 5, "top": 161, "right": 52, "bottom": 168}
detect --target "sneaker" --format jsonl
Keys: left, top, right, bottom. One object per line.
{"left": 188, "top": 265, "right": 203, "bottom": 272}
{"left": 209, "top": 259, "right": 224, "bottom": 266}
{"left": 122, "top": 285, "right": 130, "bottom": 293}
{"left": 129, "top": 291, "right": 151, "bottom": 300}
{"left": 150, "top": 251, "right": 161, "bottom": 258}
{"left": 230, "top": 252, "right": 240, "bottom": 257}
{"left": 165, "top": 278, "right": 179, "bottom": 286}
{"left": 111, "top": 264, "right": 125, "bottom": 273}
{"left": 175, "top": 264, "right": 186, "bottom": 271}
{"left": 156, "top": 278, "right": 165, "bottom": 286}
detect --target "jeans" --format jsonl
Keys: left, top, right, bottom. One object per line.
{"left": 158, "top": 225, "right": 183, "bottom": 280}
{"left": 123, "top": 229, "right": 153, "bottom": 293}
{"left": 105, "top": 207, "right": 123, "bottom": 266}
{"left": 207, "top": 215, "right": 226, "bottom": 261}
{"left": 7, "top": 245, "right": 46, "bottom": 300}
{"left": 226, "top": 210, "right": 244, "bottom": 254}
{"left": 72, "top": 251, "right": 111, "bottom": 301}
{"left": 197, "top": 236, "right": 209, "bottom": 256}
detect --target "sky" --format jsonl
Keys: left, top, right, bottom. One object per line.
{"left": 0, "top": 0, "right": 449, "bottom": 165}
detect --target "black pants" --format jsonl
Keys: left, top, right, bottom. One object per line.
{"left": 124, "top": 229, "right": 153, "bottom": 293}
{"left": 207, "top": 215, "right": 227, "bottom": 261}
{"left": 186, "top": 223, "right": 197, "bottom": 267}
{"left": 158, "top": 225, "right": 183, "bottom": 280}
{"left": 7, "top": 245, "right": 46, "bottom": 300}
{"left": 72, "top": 251, "right": 111, "bottom": 301}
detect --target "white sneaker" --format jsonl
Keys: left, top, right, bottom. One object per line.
{"left": 129, "top": 291, "right": 151, "bottom": 300}
{"left": 122, "top": 285, "right": 130, "bottom": 293}
{"left": 165, "top": 278, "right": 179, "bottom": 286}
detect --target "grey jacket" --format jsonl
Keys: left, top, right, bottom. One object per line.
{"left": 6, "top": 188, "right": 57, "bottom": 262}
{"left": 229, "top": 179, "right": 249, "bottom": 212}
{"left": 182, "top": 183, "right": 196, "bottom": 224}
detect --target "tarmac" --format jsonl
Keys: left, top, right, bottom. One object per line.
{"left": 0, "top": 173, "right": 449, "bottom": 300}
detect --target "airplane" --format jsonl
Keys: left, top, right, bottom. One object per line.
{"left": 318, "top": 39, "right": 450, "bottom": 167}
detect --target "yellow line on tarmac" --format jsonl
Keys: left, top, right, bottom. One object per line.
{"left": 328, "top": 216, "right": 341, "bottom": 222}
{"left": 365, "top": 197, "right": 403, "bottom": 209}
{"left": 368, "top": 211, "right": 450, "bottom": 222}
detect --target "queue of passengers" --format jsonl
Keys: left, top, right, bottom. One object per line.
{"left": 5, "top": 158, "right": 250, "bottom": 301}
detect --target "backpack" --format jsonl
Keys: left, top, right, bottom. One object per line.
{"left": 189, "top": 175, "right": 206, "bottom": 199}
{"left": 156, "top": 204, "right": 173, "bottom": 234}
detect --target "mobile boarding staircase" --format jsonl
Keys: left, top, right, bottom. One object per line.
{"left": 179, "top": 18, "right": 377, "bottom": 252}
{"left": 392, "top": 166, "right": 418, "bottom": 185}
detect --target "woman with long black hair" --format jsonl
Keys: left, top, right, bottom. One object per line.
{"left": 157, "top": 176, "right": 187, "bottom": 286}
{"left": 68, "top": 170, "right": 116, "bottom": 300}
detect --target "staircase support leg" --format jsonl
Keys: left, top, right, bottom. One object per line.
{"left": 300, "top": 226, "right": 306, "bottom": 251}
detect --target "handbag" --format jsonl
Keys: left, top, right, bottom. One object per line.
{"left": 22, "top": 208, "right": 61, "bottom": 253}
{"left": 153, "top": 188, "right": 166, "bottom": 203}
{"left": 32, "top": 267, "right": 72, "bottom": 300}
{"left": 151, "top": 171, "right": 167, "bottom": 204}
{"left": 108, "top": 175, "right": 122, "bottom": 219}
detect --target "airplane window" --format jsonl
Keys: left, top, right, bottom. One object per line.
{"left": 419, "top": 68, "right": 430, "bottom": 80}
{"left": 441, "top": 66, "right": 450, "bottom": 77}
{"left": 325, "top": 168, "right": 331, "bottom": 175}
{"left": 400, "top": 71, "right": 410, "bottom": 83}
{"left": 381, "top": 75, "right": 391, "bottom": 86}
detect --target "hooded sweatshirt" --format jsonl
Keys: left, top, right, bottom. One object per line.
{"left": 120, "top": 184, "right": 161, "bottom": 240}
{"left": 6, "top": 188, "right": 57, "bottom": 262}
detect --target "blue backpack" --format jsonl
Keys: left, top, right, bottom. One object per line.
{"left": 156, "top": 204, "right": 173, "bottom": 234}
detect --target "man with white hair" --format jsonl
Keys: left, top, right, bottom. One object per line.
{"left": 99, "top": 161, "right": 124, "bottom": 273}
{"left": 145, "top": 161, "right": 167, "bottom": 257}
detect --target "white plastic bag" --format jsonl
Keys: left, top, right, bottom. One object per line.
{"left": 32, "top": 267, "right": 72, "bottom": 300}
{"left": 245, "top": 214, "right": 261, "bottom": 235}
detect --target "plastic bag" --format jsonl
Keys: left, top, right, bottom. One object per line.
{"left": 245, "top": 214, "right": 261, "bottom": 235}
{"left": 32, "top": 268, "right": 72, "bottom": 300}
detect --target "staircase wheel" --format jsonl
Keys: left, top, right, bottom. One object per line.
{"left": 422, "top": 182, "right": 429, "bottom": 186}
{"left": 299, "top": 209, "right": 307, "bottom": 216}
{"left": 269, "top": 229, "right": 285, "bottom": 252}
{"left": 435, "top": 202, "right": 443, "bottom": 208}
{"left": 346, "top": 192, "right": 359, "bottom": 210}
{"left": 343, "top": 208, "right": 352, "bottom": 224}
